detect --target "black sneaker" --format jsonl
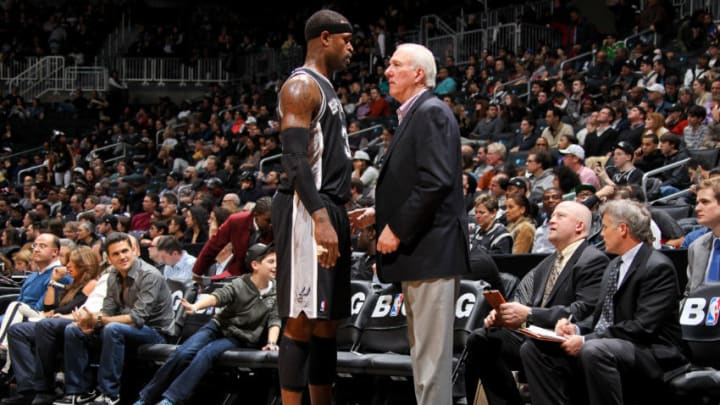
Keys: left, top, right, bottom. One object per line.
{"left": 2, "top": 393, "right": 34, "bottom": 405}
{"left": 31, "top": 393, "right": 56, "bottom": 405}
{"left": 53, "top": 391, "right": 98, "bottom": 405}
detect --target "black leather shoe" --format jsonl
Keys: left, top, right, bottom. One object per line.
{"left": 1, "top": 393, "right": 34, "bottom": 405}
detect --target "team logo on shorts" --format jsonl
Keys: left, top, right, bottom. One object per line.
{"left": 296, "top": 286, "right": 311, "bottom": 305}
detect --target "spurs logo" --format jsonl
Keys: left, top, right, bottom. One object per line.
{"left": 295, "top": 286, "right": 311, "bottom": 304}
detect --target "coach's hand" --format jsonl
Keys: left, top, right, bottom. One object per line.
{"left": 377, "top": 225, "right": 400, "bottom": 254}
{"left": 313, "top": 208, "right": 339, "bottom": 268}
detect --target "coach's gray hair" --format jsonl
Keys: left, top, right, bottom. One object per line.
{"left": 599, "top": 199, "right": 654, "bottom": 244}
{"left": 396, "top": 43, "right": 437, "bottom": 88}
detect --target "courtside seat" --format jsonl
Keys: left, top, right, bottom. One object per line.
{"left": 667, "top": 284, "right": 720, "bottom": 404}
{"left": 350, "top": 283, "right": 411, "bottom": 376}
{"left": 499, "top": 272, "right": 520, "bottom": 301}
{"left": 136, "top": 280, "right": 200, "bottom": 363}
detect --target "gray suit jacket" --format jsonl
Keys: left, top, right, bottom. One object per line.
{"left": 685, "top": 232, "right": 715, "bottom": 297}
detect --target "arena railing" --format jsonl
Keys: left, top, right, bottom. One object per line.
{"left": 115, "top": 58, "right": 231, "bottom": 86}
{"left": 17, "top": 163, "right": 46, "bottom": 184}
{"left": 641, "top": 157, "right": 692, "bottom": 204}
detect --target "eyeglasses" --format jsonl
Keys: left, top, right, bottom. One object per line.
{"left": 31, "top": 243, "right": 50, "bottom": 250}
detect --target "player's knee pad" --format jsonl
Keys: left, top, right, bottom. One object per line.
{"left": 308, "top": 335, "right": 337, "bottom": 385}
{"left": 278, "top": 337, "right": 309, "bottom": 392}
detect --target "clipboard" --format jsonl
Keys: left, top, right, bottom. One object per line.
{"left": 517, "top": 325, "right": 567, "bottom": 343}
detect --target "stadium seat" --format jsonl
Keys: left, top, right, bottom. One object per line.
{"left": 688, "top": 149, "right": 720, "bottom": 171}
{"left": 667, "top": 284, "right": 720, "bottom": 404}
{"left": 500, "top": 272, "right": 520, "bottom": 301}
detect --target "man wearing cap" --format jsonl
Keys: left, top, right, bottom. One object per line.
{"left": 600, "top": 142, "right": 645, "bottom": 188}
{"left": 97, "top": 214, "right": 118, "bottom": 238}
{"left": 351, "top": 150, "right": 379, "bottom": 198}
{"left": 665, "top": 103, "right": 688, "bottom": 135}
{"left": 646, "top": 83, "right": 671, "bottom": 116}
{"left": 559, "top": 144, "right": 601, "bottom": 189}
{"left": 134, "top": 242, "right": 279, "bottom": 405}
{"left": 507, "top": 177, "right": 529, "bottom": 200}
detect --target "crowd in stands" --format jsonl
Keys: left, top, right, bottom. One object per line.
{"left": 0, "top": 0, "right": 716, "bottom": 403}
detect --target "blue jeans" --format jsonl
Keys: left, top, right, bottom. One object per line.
{"left": 139, "top": 321, "right": 240, "bottom": 404}
{"left": 8, "top": 317, "right": 72, "bottom": 394}
{"left": 64, "top": 322, "right": 166, "bottom": 397}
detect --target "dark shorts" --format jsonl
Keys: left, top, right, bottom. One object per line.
{"left": 271, "top": 192, "right": 351, "bottom": 320}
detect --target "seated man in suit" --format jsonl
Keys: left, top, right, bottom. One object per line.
{"left": 520, "top": 200, "right": 688, "bottom": 405}
{"left": 685, "top": 178, "right": 720, "bottom": 297}
{"left": 463, "top": 201, "right": 609, "bottom": 405}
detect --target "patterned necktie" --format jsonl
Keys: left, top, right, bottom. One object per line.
{"left": 541, "top": 252, "right": 564, "bottom": 306}
{"left": 595, "top": 259, "right": 623, "bottom": 335}
{"left": 706, "top": 239, "right": 720, "bottom": 282}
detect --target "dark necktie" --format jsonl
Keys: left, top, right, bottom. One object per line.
{"left": 595, "top": 259, "right": 623, "bottom": 335}
{"left": 541, "top": 252, "right": 564, "bottom": 306}
{"left": 706, "top": 239, "right": 720, "bottom": 282}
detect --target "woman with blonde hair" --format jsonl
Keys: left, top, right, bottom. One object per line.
{"left": 2, "top": 246, "right": 100, "bottom": 375}
{"left": 644, "top": 112, "right": 669, "bottom": 138}
{"left": 3, "top": 246, "right": 103, "bottom": 401}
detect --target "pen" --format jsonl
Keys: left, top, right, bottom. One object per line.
{"left": 568, "top": 314, "right": 574, "bottom": 323}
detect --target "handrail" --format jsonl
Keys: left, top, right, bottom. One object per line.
{"left": 623, "top": 29, "right": 656, "bottom": 48}
{"left": 258, "top": 154, "right": 281, "bottom": 175}
{"left": 257, "top": 125, "right": 382, "bottom": 174}
{"left": 560, "top": 50, "right": 595, "bottom": 73}
{"left": 348, "top": 124, "right": 383, "bottom": 139}
{"left": 1, "top": 147, "right": 44, "bottom": 162}
{"left": 17, "top": 163, "right": 46, "bottom": 184}
{"left": 87, "top": 142, "right": 129, "bottom": 166}
{"left": 218, "top": 104, "right": 245, "bottom": 118}
{"left": 156, "top": 123, "right": 189, "bottom": 147}
{"left": 641, "top": 157, "right": 692, "bottom": 203}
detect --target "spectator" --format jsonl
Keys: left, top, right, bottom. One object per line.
{"left": 598, "top": 141, "right": 645, "bottom": 188}
{"left": 469, "top": 194, "right": 512, "bottom": 255}
{"left": 155, "top": 235, "right": 196, "bottom": 285}
{"left": 56, "top": 233, "right": 174, "bottom": 405}
{"left": 684, "top": 104, "right": 708, "bottom": 149}
{"left": 134, "top": 243, "right": 279, "bottom": 405}
{"left": 559, "top": 144, "right": 601, "bottom": 189}
{"left": 656, "top": 132, "right": 691, "bottom": 196}
{"left": 634, "top": 132, "right": 665, "bottom": 173}
{"left": 505, "top": 194, "right": 536, "bottom": 254}
{"left": 583, "top": 105, "right": 620, "bottom": 164}
{"left": 469, "top": 103, "right": 504, "bottom": 140}
{"left": 509, "top": 117, "right": 539, "bottom": 152}
{"left": 191, "top": 197, "right": 273, "bottom": 282}
{"left": 3, "top": 246, "right": 101, "bottom": 405}
{"left": 532, "top": 188, "right": 564, "bottom": 254}
{"left": 526, "top": 150, "right": 556, "bottom": 204}
{"left": 183, "top": 206, "right": 209, "bottom": 245}
{"left": 351, "top": 150, "right": 379, "bottom": 199}
{"left": 130, "top": 193, "right": 158, "bottom": 233}
{"left": 540, "top": 107, "right": 574, "bottom": 149}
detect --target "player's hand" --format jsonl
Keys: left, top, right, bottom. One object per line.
{"left": 312, "top": 209, "right": 339, "bottom": 268}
